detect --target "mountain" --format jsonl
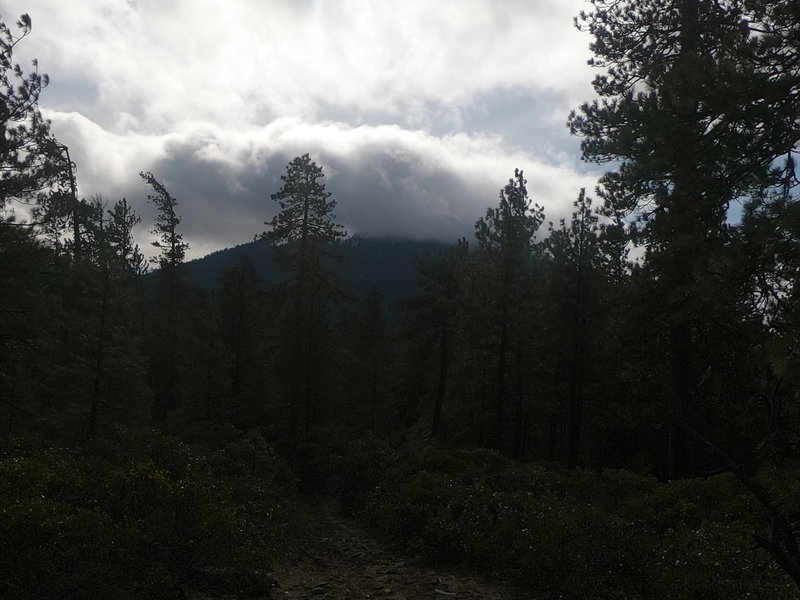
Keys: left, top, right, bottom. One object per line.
{"left": 184, "top": 236, "right": 450, "bottom": 306}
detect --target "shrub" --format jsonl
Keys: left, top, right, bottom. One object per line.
{"left": 0, "top": 427, "right": 297, "bottom": 599}
{"left": 333, "top": 442, "right": 796, "bottom": 599}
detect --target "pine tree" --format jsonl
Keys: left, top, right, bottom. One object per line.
{"left": 264, "top": 154, "right": 346, "bottom": 291}
{"left": 78, "top": 196, "right": 149, "bottom": 437}
{"left": 106, "top": 198, "right": 146, "bottom": 275}
{"left": 546, "top": 189, "right": 604, "bottom": 467}
{"left": 474, "top": 169, "right": 544, "bottom": 454}
{"left": 0, "top": 220, "right": 63, "bottom": 432}
{"left": 569, "top": 0, "right": 800, "bottom": 477}
{"left": 335, "top": 287, "right": 395, "bottom": 433}
{"left": 141, "top": 171, "right": 188, "bottom": 270}
{"left": 262, "top": 154, "right": 347, "bottom": 434}
{"left": 0, "top": 14, "right": 67, "bottom": 219}
{"left": 140, "top": 172, "right": 189, "bottom": 421}
{"left": 571, "top": 0, "right": 800, "bottom": 585}
{"left": 402, "top": 238, "right": 470, "bottom": 438}
{"left": 219, "top": 256, "right": 262, "bottom": 408}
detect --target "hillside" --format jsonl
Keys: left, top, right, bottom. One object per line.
{"left": 184, "top": 236, "right": 450, "bottom": 304}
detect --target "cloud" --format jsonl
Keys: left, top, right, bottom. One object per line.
{"left": 2, "top": 0, "right": 602, "bottom": 260}
{"left": 45, "top": 112, "right": 600, "bottom": 260}
{"left": 10, "top": 0, "right": 594, "bottom": 131}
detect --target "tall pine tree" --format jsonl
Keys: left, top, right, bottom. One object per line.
{"left": 262, "top": 154, "right": 347, "bottom": 434}
{"left": 474, "top": 169, "right": 544, "bottom": 454}
{"left": 141, "top": 171, "right": 189, "bottom": 421}
{"left": 569, "top": 0, "right": 800, "bottom": 477}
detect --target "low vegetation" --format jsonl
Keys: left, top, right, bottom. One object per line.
{"left": 331, "top": 440, "right": 795, "bottom": 599}
{"left": 0, "top": 426, "right": 297, "bottom": 600}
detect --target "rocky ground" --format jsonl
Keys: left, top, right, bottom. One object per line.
{"left": 271, "top": 500, "right": 520, "bottom": 600}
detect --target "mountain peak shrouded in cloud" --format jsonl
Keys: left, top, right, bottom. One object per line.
{"left": 1, "top": 0, "right": 601, "bottom": 260}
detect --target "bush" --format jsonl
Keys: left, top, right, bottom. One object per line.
{"left": 332, "top": 442, "right": 796, "bottom": 599}
{"left": 0, "top": 427, "right": 298, "bottom": 599}
{"left": 329, "top": 435, "right": 399, "bottom": 513}
{"left": 0, "top": 497, "right": 124, "bottom": 599}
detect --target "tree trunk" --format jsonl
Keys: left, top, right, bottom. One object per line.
{"left": 664, "top": 0, "right": 701, "bottom": 479}
{"left": 492, "top": 308, "right": 508, "bottom": 451}
{"left": 512, "top": 344, "right": 526, "bottom": 459}
{"left": 431, "top": 317, "right": 449, "bottom": 438}
{"left": 89, "top": 274, "right": 109, "bottom": 440}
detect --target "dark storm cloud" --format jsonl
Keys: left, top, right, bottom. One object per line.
{"left": 108, "top": 120, "right": 599, "bottom": 260}
{"left": 326, "top": 144, "right": 490, "bottom": 241}
{"left": 121, "top": 127, "right": 491, "bottom": 255}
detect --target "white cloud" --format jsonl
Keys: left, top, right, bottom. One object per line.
{"left": 1, "top": 0, "right": 602, "bottom": 260}
{"left": 7, "top": 0, "right": 594, "bottom": 129}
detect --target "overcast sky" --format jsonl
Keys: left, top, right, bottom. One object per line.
{"left": 2, "top": 0, "right": 604, "bottom": 260}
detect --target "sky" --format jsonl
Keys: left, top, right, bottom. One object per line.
{"left": 2, "top": 0, "right": 605, "bottom": 260}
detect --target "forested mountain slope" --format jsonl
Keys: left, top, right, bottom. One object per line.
{"left": 185, "top": 236, "right": 449, "bottom": 304}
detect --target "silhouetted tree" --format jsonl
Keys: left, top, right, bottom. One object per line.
{"left": 106, "top": 198, "right": 146, "bottom": 275}
{"left": 142, "top": 171, "right": 188, "bottom": 270}
{"left": 338, "top": 286, "right": 394, "bottom": 432}
{"left": 262, "top": 154, "right": 347, "bottom": 434}
{"left": 569, "top": 0, "right": 800, "bottom": 477}
{"left": 546, "top": 189, "right": 604, "bottom": 467}
{"left": 474, "top": 169, "right": 544, "bottom": 454}
{"left": 219, "top": 256, "right": 263, "bottom": 408}
{"left": 141, "top": 172, "right": 189, "bottom": 421}
{"left": 78, "top": 196, "right": 149, "bottom": 438}
{"left": 402, "top": 238, "right": 470, "bottom": 438}
{"left": 570, "top": 0, "right": 800, "bottom": 586}
{"left": 0, "top": 14, "right": 68, "bottom": 223}
{"left": 0, "top": 220, "right": 63, "bottom": 432}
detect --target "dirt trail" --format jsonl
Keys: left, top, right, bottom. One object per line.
{"left": 273, "top": 501, "right": 519, "bottom": 600}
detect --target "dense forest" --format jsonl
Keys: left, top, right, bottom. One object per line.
{"left": 2, "top": 1, "right": 800, "bottom": 598}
